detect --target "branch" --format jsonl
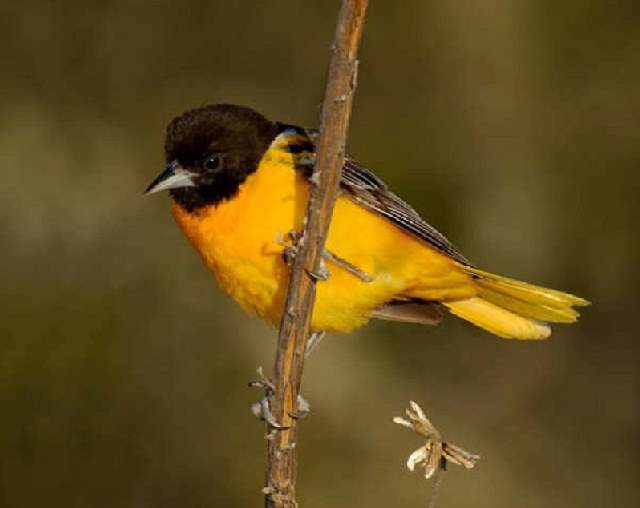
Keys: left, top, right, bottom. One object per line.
{"left": 263, "top": 1, "right": 368, "bottom": 507}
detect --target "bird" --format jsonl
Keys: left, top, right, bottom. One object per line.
{"left": 145, "top": 104, "right": 589, "bottom": 340}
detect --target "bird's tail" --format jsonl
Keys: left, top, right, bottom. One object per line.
{"left": 442, "top": 266, "right": 590, "bottom": 340}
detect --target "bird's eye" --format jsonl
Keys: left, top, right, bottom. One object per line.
{"left": 204, "top": 154, "right": 221, "bottom": 171}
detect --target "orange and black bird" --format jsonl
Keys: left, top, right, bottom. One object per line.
{"left": 145, "top": 104, "right": 589, "bottom": 340}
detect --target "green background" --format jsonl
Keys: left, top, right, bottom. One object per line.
{"left": 2, "top": 1, "right": 638, "bottom": 506}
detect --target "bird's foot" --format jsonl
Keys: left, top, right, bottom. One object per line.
{"left": 276, "top": 230, "right": 302, "bottom": 267}
{"left": 308, "top": 258, "right": 331, "bottom": 282}
{"left": 276, "top": 230, "right": 330, "bottom": 281}
{"left": 276, "top": 230, "right": 372, "bottom": 283}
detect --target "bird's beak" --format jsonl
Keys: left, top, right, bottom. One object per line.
{"left": 144, "top": 160, "right": 197, "bottom": 194}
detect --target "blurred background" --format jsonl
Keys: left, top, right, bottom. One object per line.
{"left": 2, "top": 1, "right": 639, "bottom": 507}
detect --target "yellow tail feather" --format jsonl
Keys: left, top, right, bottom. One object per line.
{"left": 443, "top": 297, "right": 551, "bottom": 339}
{"left": 443, "top": 266, "right": 590, "bottom": 340}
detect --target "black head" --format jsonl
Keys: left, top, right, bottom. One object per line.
{"left": 145, "top": 104, "right": 280, "bottom": 212}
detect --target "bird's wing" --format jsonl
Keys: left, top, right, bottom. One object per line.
{"left": 276, "top": 124, "right": 470, "bottom": 265}
{"left": 339, "top": 157, "right": 470, "bottom": 265}
{"left": 301, "top": 128, "right": 470, "bottom": 265}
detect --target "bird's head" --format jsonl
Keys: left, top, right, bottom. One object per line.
{"left": 145, "top": 104, "right": 279, "bottom": 211}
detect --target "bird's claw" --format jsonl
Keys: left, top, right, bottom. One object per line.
{"left": 276, "top": 230, "right": 373, "bottom": 283}
{"left": 307, "top": 258, "right": 330, "bottom": 281}
{"left": 277, "top": 230, "right": 331, "bottom": 281}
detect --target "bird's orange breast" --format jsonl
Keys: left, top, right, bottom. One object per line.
{"left": 171, "top": 146, "right": 476, "bottom": 332}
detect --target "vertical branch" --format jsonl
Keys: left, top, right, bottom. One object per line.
{"left": 264, "top": 1, "right": 369, "bottom": 507}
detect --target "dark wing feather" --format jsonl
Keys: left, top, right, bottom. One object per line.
{"left": 371, "top": 300, "right": 443, "bottom": 325}
{"left": 340, "top": 158, "right": 470, "bottom": 265}
{"left": 290, "top": 126, "right": 470, "bottom": 265}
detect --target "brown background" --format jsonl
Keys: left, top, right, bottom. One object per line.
{"left": 2, "top": 1, "right": 639, "bottom": 507}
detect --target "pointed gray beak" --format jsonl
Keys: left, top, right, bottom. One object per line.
{"left": 145, "top": 160, "right": 197, "bottom": 194}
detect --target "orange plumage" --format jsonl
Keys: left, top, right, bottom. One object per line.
{"left": 166, "top": 121, "right": 589, "bottom": 339}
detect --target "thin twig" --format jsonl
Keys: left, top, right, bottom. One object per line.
{"left": 263, "top": 1, "right": 369, "bottom": 507}
{"left": 426, "top": 458, "right": 446, "bottom": 508}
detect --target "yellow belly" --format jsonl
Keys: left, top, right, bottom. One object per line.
{"left": 171, "top": 150, "right": 476, "bottom": 332}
